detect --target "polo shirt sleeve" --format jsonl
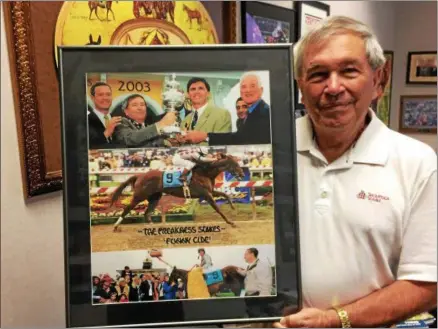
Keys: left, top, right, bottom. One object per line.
{"left": 397, "top": 168, "right": 437, "bottom": 282}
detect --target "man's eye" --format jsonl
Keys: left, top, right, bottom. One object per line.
{"left": 343, "top": 68, "right": 358, "bottom": 75}
{"left": 308, "top": 72, "right": 326, "bottom": 79}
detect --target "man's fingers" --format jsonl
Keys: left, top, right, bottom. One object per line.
{"left": 273, "top": 322, "right": 286, "bottom": 328}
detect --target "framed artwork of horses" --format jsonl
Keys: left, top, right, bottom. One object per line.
{"left": 3, "top": 1, "right": 237, "bottom": 199}
{"left": 59, "top": 44, "right": 301, "bottom": 327}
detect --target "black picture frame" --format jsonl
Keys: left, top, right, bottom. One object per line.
{"left": 241, "top": 1, "right": 297, "bottom": 45}
{"left": 294, "top": 1, "right": 330, "bottom": 112}
{"left": 406, "top": 51, "right": 437, "bottom": 85}
{"left": 58, "top": 44, "right": 301, "bottom": 328}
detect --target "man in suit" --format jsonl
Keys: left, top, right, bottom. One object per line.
{"left": 88, "top": 81, "right": 122, "bottom": 149}
{"left": 235, "top": 97, "right": 248, "bottom": 131}
{"left": 112, "top": 94, "right": 176, "bottom": 148}
{"left": 139, "top": 273, "right": 155, "bottom": 301}
{"left": 184, "top": 72, "right": 271, "bottom": 146}
{"left": 181, "top": 77, "right": 232, "bottom": 144}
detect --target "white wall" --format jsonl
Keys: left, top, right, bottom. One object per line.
{"left": 1, "top": 6, "right": 66, "bottom": 327}
{"left": 323, "top": 1, "right": 396, "bottom": 50}
{"left": 391, "top": 1, "right": 437, "bottom": 150}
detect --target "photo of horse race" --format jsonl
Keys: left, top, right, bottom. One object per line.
{"left": 89, "top": 145, "right": 275, "bottom": 251}
{"left": 86, "top": 70, "right": 271, "bottom": 149}
{"left": 92, "top": 245, "right": 276, "bottom": 304}
{"left": 87, "top": 69, "right": 276, "bottom": 304}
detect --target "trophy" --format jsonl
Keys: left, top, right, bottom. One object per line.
{"left": 161, "top": 73, "right": 186, "bottom": 138}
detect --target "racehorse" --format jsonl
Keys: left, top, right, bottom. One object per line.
{"left": 110, "top": 153, "right": 245, "bottom": 231}
{"left": 133, "top": 1, "right": 175, "bottom": 22}
{"left": 169, "top": 265, "right": 245, "bottom": 297}
{"left": 182, "top": 4, "right": 203, "bottom": 31}
{"left": 88, "top": 0, "right": 117, "bottom": 21}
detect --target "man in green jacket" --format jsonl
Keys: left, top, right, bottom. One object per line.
{"left": 181, "top": 77, "right": 232, "bottom": 146}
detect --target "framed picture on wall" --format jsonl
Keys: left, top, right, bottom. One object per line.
{"left": 3, "top": 0, "right": 237, "bottom": 199}
{"left": 372, "top": 51, "right": 394, "bottom": 126}
{"left": 58, "top": 44, "right": 301, "bottom": 328}
{"left": 406, "top": 51, "right": 437, "bottom": 84}
{"left": 295, "top": 1, "right": 330, "bottom": 40}
{"left": 241, "top": 1, "right": 296, "bottom": 44}
{"left": 399, "top": 95, "right": 437, "bottom": 134}
{"left": 294, "top": 1, "right": 330, "bottom": 112}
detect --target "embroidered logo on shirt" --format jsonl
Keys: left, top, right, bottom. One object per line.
{"left": 357, "top": 190, "right": 389, "bottom": 202}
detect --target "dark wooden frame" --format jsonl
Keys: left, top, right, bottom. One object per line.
{"left": 399, "top": 95, "right": 437, "bottom": 134}
{"left": 406, "top": 51, "right": 437, "bottom": 84}
{"left": 295, "top": 1, "right": 330, "bottom": 39}
{"left": 3, "top": 1, "right": 237, "bottom": 199}
{"left": 240, "top": 1, "right": 297, "bottom": 44}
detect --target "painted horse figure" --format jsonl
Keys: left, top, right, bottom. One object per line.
{"left": 133, "top": 1, "right": 175, "bottom": 22}
{"left": 110, "top": 153, "right": 245, "bottom": 231}
{"left": 169, "top": 265, "right": 245, "bottom": 298}
{"left": 88, "top": 1, "right": 117, "bottom": 21}
{"left": 182, "top": 4, "right": 203, "bottom": 31}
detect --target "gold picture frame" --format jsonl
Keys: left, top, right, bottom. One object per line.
{"left": 3, "top": 1, "right": 237, "bottom": 199}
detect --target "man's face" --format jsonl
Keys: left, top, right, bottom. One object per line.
{"left": 240, "top": 75, "right": 263, "bottom": 105}
{"left": 244, "top": 250, "right": 254, "bottom": 263}
{"left": 297, "top": 34, "right": 381, "bottom": 135}
{"left": 92, "top": 85, "right": 112, "bottom": 112}
{"left": 124, "top": 96, "right": 147, "bottom": 123}
{"left": 188, "top": 81, "right": 209, "bottom": 108}
{"left": 236, "top": 100, "right": 248, "bottom": 119}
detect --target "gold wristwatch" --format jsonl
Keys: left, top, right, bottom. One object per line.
{"left": 333, "top": 306, "right": 352, "bottom": 328}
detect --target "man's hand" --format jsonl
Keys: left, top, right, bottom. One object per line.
{"left": 157, "top": 112, "right": 177, "bottom": 129}
{"left": 185, "top": 131, "right": 208, "bottom": 144}
{"left": 104, "top": 116, "right": 122, "bottom": 138}
{"left": 273, "top": 308, "right": 340, "bottom": 328}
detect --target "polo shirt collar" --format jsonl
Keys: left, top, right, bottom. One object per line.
{"left": 296, "top": 109, "right": 389, "bottom": 166}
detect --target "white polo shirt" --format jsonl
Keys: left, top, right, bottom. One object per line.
{"left": 296, "top": 110, "right": 437, "bottom": 309}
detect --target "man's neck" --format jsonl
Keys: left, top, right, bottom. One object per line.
{"left": 95, "top": 108, "right": 109, "bottom": 115}
{"left": 193, "top": 102, "right": 207, "bottom": 111}
{"left": 314, "top": 117, "right": 368, "bottom": 164}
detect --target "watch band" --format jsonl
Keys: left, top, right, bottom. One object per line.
{"left": 333, "top": 306, "right": 352, "bottom": 328}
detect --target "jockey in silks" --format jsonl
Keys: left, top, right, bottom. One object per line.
{"left": 172, "top": 146, "right": 214, "bottom": 198}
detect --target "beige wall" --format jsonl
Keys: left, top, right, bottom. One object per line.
{"left": 1, "top": 5, "right": 66, "bottom": 327}
{"left": 0, "top": 2, "right": 435, "bottom": 327}
{"left": 390, "top": 1, "right": 437, "bottom": 150}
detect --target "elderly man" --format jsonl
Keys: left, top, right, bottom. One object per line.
{"left": 275, "top": 16, "right": 436, "bottom": 328}
{"left": 113, "top": 94, "right": 176, "bottom": 148}
{"left": 184, "top": 72, "right": 271, "bottom": 145}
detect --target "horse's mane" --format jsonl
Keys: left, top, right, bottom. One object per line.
{"left": 221, "top": 265, "right": 244, "bottom": 283}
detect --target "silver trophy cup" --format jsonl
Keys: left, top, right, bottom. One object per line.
{"left": 161, "top": 73, "right": 186, "bottom": 137}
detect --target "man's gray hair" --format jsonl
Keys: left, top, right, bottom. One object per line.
{"left": 293, "top": 16, "right": 386, "bottom": 79}
{"left": 240, "top": 71, "right": 263, "bottom": 88}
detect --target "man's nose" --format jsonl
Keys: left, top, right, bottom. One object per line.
{"left": 324, "top": 73, "right": 344, "bottom": 96}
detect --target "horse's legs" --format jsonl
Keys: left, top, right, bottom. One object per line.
{"left": 197, "top": 17, "right": 202, "bottom": 31}
{"left": 110, "top": 8, "right": 115, "bottom": 20}
{"left": 212, "top": 190, "right": 235, "bottom": 210}
{"left": 204, "top": 192, "right": 236, "bottom": 227}
{"left": 95, "top": 8, "right": 102, "bottom": 21}
{"left": 113, "top": 198, "right": 140, "bottom": 232}
{"left": 144, "top": 192, "right": 162, "bottom": 224}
